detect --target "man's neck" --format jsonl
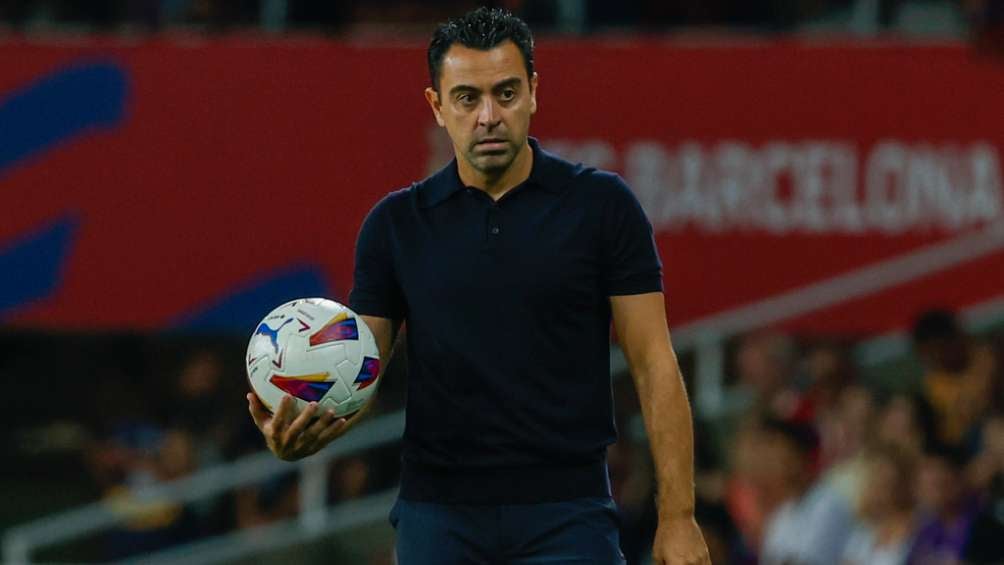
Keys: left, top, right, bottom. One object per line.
{"left": 457, "top": 141, "right": 533, "bottom": 201}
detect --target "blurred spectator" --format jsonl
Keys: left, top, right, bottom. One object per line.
{"left": 715, "top": 332, "right": 800, "bottom": 465}
{"left": 0, "top": 0, "right": 118, "bottom": 29}
{"left": 726, "top": 423, "right": 771, "bottom": 552}
{"left": 841, "top": 443, "right": 918, "bottom": 565}
{"left": 235, "top": 471, "right": 300, "bottom": 529}
{"left": 968, "top": 412, "right": 1004, "bottom": 490}
{"left": 330, "top": 456, "right": 371, "bottom": 501}
{"left": 967, "top": 0, "right": 1004, "bottom": 56}
{"left": 84, "top": 370, "right": 159, "bottom": 491}
{"left": 97, "top": 427, "right": 200, "bottom": 559}
{"left": 756, "top": 418, "right": 855, "bottom": 565}
{"left": 962, "top": 412, "right": 1004, "bottom": 564}
{"left": 906, "top": 442, "right": 979, "bottom": 565}
{"left": 782, "top": 341, "right": 856, "bottom": 473}
{"left": 874, "top": 392, "right": 938, "bottom": 458}
{"left": 723, "top": 365, "right": 831, "bottom": 556}
{"left": 166, "top": 350, "right": 241, "bottom": 534}
{"left": 692, "top": 419, "right": 747, "bottom": 565}
{"left": 821, "top": 384, "right": 876, "bottom": 475}
{"left": 814, "top": 384, "right": 880, "bottom": 551}
{"left": 912, "top": 309, "right": 997, "bottom": 448}
{"left": 737, "top": 332, "right": 800, "bottom": 420}
{"left": 168, "top": 350, "right": 239, "bottom": 463}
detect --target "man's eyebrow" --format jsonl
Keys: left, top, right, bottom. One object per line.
{"left": 447, "top": 77, "right": 523, "bottom": 97}
{"left": 492, "top": 77, "right": 522, "bottom": 91}
{"left": 448, "top": 84, "right": 480, "bottom": 97}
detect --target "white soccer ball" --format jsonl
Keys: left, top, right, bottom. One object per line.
{"left": 245, "top": 298, "right": 381, "bottom": 418}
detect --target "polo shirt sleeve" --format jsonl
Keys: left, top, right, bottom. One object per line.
{"left": 348, "top": 197, "right": 407, "bottom": 320}
{"left": 600, "top": 175, "right": 664, "bottom": 296}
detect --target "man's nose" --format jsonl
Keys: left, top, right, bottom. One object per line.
{"left": 478, "top": 98, "right": 500, "bottom": 128}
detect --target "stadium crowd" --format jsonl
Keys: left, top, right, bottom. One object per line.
{"left": 0, "top": 0, "right": 995, "bottom": 36}
{"left": 4, "top": 306, "right": 1000, "bottom": 563}
{"left": 606, "top": 309, "right": 1004, "bottom": 565}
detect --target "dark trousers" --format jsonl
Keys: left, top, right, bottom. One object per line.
{"left": 390, "top": 496, "right": 627, "bottom": 565}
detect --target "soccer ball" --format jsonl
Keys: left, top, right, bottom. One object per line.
{"left": 245, "top": 298, "right": 381, "bottom": 418}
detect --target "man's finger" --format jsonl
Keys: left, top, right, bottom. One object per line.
{"left": 316, "top": 416, "right": 348, "bottom": 445}
{"left": 283, "top": 401, "right": 319, "bottom": 446}
{"left": 304, "top": 408, "right": 337, "bottom": 441}
{"left": 248, "top": 392, "right": 274, "bottom": 430}
{"left": 272, "top": 394, "right": 296, "bottom": 433}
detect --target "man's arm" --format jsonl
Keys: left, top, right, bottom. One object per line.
{"left": 247, "top": 314, "right": 400, "bottom": 461}
{"left": 611, "top": 292, "right": 709, "bottom": 565}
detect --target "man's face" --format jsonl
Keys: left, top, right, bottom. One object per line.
{"left": 425, "top": 40, "right": 537, "bottom": 177}
{"left": 861, "top": 458, "right": 902, "bottom": 519}
{"left": 915, "top": 456, "right": 961, "bottom": 514}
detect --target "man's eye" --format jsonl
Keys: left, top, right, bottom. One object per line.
{"left": 458, "top": 94, "right": 475, "bottom": 104}
{"left": 500, "top": 89, "right": 516, "bottom": 101}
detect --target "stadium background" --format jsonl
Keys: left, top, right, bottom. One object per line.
{"left": 2, "top": 1, "right": 1004, "bottom": 563}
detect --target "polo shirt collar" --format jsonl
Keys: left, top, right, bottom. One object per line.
{"left": 420, "top": 137, "right": 567, "bottom": 208}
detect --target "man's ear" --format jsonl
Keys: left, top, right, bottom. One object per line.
{"left": 424, "top": 87, "right": 445, "bottom": 127}
{"left": 529, "top": 72, "right": 538, "bottom": 115}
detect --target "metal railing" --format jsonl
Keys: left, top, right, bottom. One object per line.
{"left": 2, "top": 411, "right": 405, "bottom": 564}
{"left": 119, "top": 488, "right": 399, "bottom": 565}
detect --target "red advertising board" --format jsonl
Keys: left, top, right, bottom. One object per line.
{"left": 1, "top": 37, "right": 1002, "bottom": 334}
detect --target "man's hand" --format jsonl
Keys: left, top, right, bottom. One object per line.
{"left": 652, "top": 516, "right": 710, "bottom": 565}
{"left": 247, "top": 393, "right": 353, "bottom": 461}
{"left": 247, "top": 315, "right": 398, "bottom": 461}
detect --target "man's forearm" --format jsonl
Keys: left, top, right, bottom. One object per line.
{"left": 633, "top": 351, "right": 696, "bottom": 520}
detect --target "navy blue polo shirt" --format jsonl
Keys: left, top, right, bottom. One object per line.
{"left": 349, "top": 137, "right": 662, "bottom": 504}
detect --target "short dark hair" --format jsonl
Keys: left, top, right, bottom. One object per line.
{"left": 760, "top": 417, "right": 819, "bottom": 457}
{"left": 427, "top": 7, "right": 535, "bottom": 92}
{"left": 911, "top": 309, "right": 961, "bottom": 345}
{"left": 923, "top": 439, "right": 971, "bottom": 470}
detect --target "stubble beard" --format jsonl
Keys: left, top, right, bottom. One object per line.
{"left": 465, "top": 139, "right": 521, "bottom": 177}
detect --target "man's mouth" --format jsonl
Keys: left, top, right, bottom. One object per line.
{"left": 475, "top": 139, "right": 508, "bottom": 151}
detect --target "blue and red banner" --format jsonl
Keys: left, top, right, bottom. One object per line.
{"left": 2, "top": 37, "right": 1003, "bottom": 334}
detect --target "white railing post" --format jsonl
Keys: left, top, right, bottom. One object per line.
{"left": 2, "top": 533, "right": 30, "bottom": 565}
{"left": 694, "top": 331, "right": 725, "bottom": 419}
{"left": 298, "top": 456, "right": 329, "bottom": 534}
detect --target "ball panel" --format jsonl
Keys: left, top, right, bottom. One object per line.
{"left": 353, "top": 357, "right": 380, "bottom": 391}
{"left": 308, "top": 312, "right": 359, "bottom": 347}
{"left": 269, "top": 372, "right": 333, "bottom": 402}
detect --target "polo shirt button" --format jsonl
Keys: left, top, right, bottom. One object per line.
{"left": 491, "top": 226, "right": 500, "bottom": 234}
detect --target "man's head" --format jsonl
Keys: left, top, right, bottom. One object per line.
{"left": 735, "top": 331, "right": 794, "bottom": 397}
{"left": 425, "top": 8, "right": 537, "bottom": 179}
{"left": 860, "top": 443, "right": 917, "bottom": 521}
{"left": 912, "top": 309, "right": 970, "bottom": 373}
{"left": 916, "top": 441, "right": 970, "bottom": 516}
{"left": 754, "top": 418, "right": 818, "bottom": 499}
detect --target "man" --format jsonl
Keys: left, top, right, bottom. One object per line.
{"left": 248, "top": 7, "right": 709, "bottom": 565}
{"left": 756, "top": 419, "right": 854, "bottom": 565}
{"left": 911, "top": 309, "right": 996, "bottom": 447}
